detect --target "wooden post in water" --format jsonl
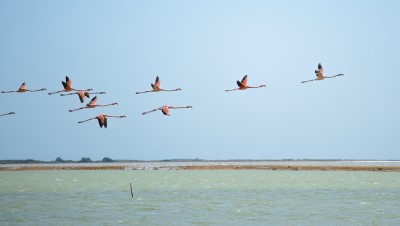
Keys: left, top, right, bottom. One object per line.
{"left": 130, "top": 182, "right": 133, "bottom": 198}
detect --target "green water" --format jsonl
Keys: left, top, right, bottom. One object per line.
{"left": 1, "top": 170, "right": 399, "bottom": 225}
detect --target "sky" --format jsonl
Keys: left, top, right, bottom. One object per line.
{"left": 1, "top": 0, "right": 400, "bottom": 161}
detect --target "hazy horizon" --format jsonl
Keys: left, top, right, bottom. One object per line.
{"left": 1, "top": 158, "right": 400, "bottom": 162}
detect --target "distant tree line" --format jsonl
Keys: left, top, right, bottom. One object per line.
{"left": 0, "top": 159, "right": 46, "bottom": 164}
{"left": 54, "top": 157, "right": 114, "bottom": 163}
{"left": 102, "top": 157, "right": 113, "bottom": 162}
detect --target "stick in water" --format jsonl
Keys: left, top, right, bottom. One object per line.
{"left": 130, "top": 183, "right": 133, "bottom": 198}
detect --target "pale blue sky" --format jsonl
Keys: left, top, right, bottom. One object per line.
{"left": 1, "top": 0, "right": 399, "bottom": 161}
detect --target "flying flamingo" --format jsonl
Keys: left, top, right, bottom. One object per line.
{"left": 1, "top": 82, "right": 46, "bottom": 93}
{"left": 0, "top": 112, "right": 15, "bottom": 117}
{"left": 136, "top": 76, "right": 181, "bottom": 94}
{"left": 60, "top": 91, "right": 106, "bottom": 103}
{"left": 301, "top": 63, "right": 344, "bottom": 83}
{"left": 142, "top": 105, "right": 192, "bottom": 116}
{"left": 48, "top": 76, "right": 92, "bottom": 95}
{"left": 78, "top": 114, "right": 126, "bottom": 128}
{"left": 68, "top": 96, "right": 118, "bottom": 112}
{"left": 225, "top": 75, "right": 266, "bottom": 92}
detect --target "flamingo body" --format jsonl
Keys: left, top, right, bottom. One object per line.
{"left": 79, "top": 91, "right": 90, "bottom": 103}
{"left": 68, "top": 96, "right": 117, "bottom": 112}
{"left": 48, "top": 76, "right": 92, "bottom": 95}
{"left": 142, "top": 105, "right": 192, "bottom": 116}
{"left": 97, "top": 114, "right": 107, "bottom": 128}
{"left": 225, "top": 75, "right": 266, "bottom": 92}
{"left": 78, "top": 114, "right": 126, "bottom": 128}
{"left": 136, "top": 76, "right": 181, "bottom": 94}
{"left": 60, "top": 91, "right": 106, "bottom": 103}
{"left": 161, "top": 106, "right": 170, "bottom": 115}
{"left": 301, "top": 63, "right": 344, "bottom": 83}
{"left": 18, "top": 83, "right": 27, "bottom": 92}
{"left": 1, "top": 82, "right": 46, "bottom": 93}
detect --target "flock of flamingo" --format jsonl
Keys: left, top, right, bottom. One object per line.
{"left": 1, "top": 63, "right": 343, "bottom": 128}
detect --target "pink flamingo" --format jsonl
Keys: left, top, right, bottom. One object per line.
{"left": 302, "top": 63, "right": 344, "bottom": 83}
{"left": 68, "top": 96, "right": 118, "bottom": 112}
{"left": 142, "top": 105, "right": 192, "bottom": 116}
{"left": 78, "top": 114, "right": 126, "bottom": 128}
{"left": 1, "top": 82, "right": 46, "bottom": 93}
{"left": 225, "top": 75, "right": 266, "bottom": 92}
{"left": 0, "top": 112, "right": 15, "bottom": 117}
{"left": 60, "top": 91, "right": 106, "bottom": 103}
{"left": 48, "top": 76, "right": 92, "bottom": 95}
{"left": 136, "top": 76, "right": 181, "bottom": 94}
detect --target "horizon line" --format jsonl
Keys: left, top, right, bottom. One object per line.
{"left": 1, "top": 158, "right": 400, "bottom": 163}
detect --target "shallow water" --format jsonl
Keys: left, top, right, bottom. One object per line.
{"left": 1, "top": 170, "right": 399, "bottom": 225}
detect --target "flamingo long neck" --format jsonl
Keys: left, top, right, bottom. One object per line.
{"left": 75, "top": 88, "right": 93, "bottom": 92}
{"left": 49, "top": 89, "right": 72, "bottom": 95}
{"left": 93, "top": 103, "right": 117, "bottom": 107}
{"left": 48, "top": 90, "right": 63, "bottom": 95}
{"left": 160, "top": 88, "right": 181, "bottom": 92}
{"left": 60, "top": 93, "right": 75, "bottom": 96}
{"left": 106, "top": 115, "right": 125, "bottom": 118}
{"left": 247, "top": 85, "right": 265, "bottom": 88}
{"left": 27, "top": 88, "right": 46, "bottom": 92}
{"left": 171, "top": 106, "right": 191, "bottom": 109}
{"left": 325, "top": 74, "right": 344, "bottom": 78}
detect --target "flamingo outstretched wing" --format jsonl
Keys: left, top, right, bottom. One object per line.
{"left": 241, "top": 75, "right": 248, "bottom": 86}
{"left": 88, "top": 96, "right": 97, "bottom": 105}
{"left": 151, "top": 76, "right": 160, "bottom": 89}
{"left": 19, "top": 83, "right": 27, "bottom": 91}
{"left": 104, "top": 117, "right": 108, "bottom": 128}
{"left": 62, "top": 76, "right": 70, "bottom": 89}
{"left": 316, "top": 63, "right": 324, "bottom": 78}
{"left": 78, "top": 91, "right": 90, "bottom": 103}
{"left": 97, "top": 118, "right": 104, "bottom": 128}
{"left": 155, "top": 76, "right": 160, "bottom": 87}
{"left": 97, "top": 115, "right": 105, "bottom": 128}
{"left": 78, "top": 92, "right": 85, "bottom": 103}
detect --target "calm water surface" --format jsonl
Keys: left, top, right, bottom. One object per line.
{"left": 1, "top": 170, "right": 399, "bottom": 225}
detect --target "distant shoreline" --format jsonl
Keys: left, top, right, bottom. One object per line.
{"left": 1, "top": 162, "right": 400, "bottom": 172}
{"left": 178, "top": 165, "right": 400, "bottom": 172}
{"left": 2, "top": 159, "right": 400, "bottom": 164}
